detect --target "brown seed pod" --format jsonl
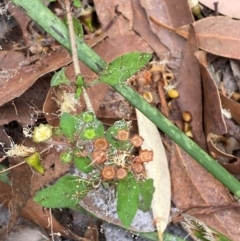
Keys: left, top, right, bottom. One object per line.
{"left": 130, "top": 135, "right": 144, "bottom": 148}
{"left": 182, "top": 111, "right": 192, "bottom": 123}
{"left": 101, "top": 166, "right": 116, "bottom": 181}
{"left": 136, "top": 77, "right": 147, "bottom": 94}
{"left": 116, "top": 168, "right": 128, "bottom": 180}
{"left": 139, "top": 149, "right": 153, "bottom": 162}
{"left": 163, "top": 71, "right": 174, "bottom": 82}
{"left": 133, "top": 156, "right": 143, "bottom": 163}
{"left": 143, "top": 92, "right": 154, "bottom": 103}
{"left": 231, "top": 92, "right": 240, "bottom": 102}
{"left": 116, "top": 129, "right": 129, "bottom": 141}
{"left": 93, "top": 137, "right": 109, "bottom": 151}
{"left": 185, "top": 130, "right": 193, "bottom": 138}
{"left": 92, "top": 150, "right": 107, "bottom": 164}
{"left": 131, "top": 162, "right": 145, "bottom": 174}
{"left": 151, "top": 71, "right": 161, "bottom": 83}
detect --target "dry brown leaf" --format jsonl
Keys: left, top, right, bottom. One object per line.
{"left": 200, "top": 0, "right": 240, "bottom": 19}
{"left": 0, "top": 77, "right": 50, "bottom": 125}
{"left": 141, "top": 0, "right": 193, "bottom": 71}
{"left": 0, "top": 49, "right": 72, "bottom": 107}
{"left": 8, "top": 159, "right": 32, "bottom": 232}
{"left": 131, "top": 0, "right": 169, "bottom": 60}
{"left": 175, "top": 25, "right": 207, "bottom": 150}
{"left": 170, "top": 143, "right": 240, "bottom": 240}
{"left": 93, "top": 0, "right": 132, "bottom": 37}
{"left": 151, "top": 16, "right": 240, "bottom": 59}
{"left": 222, "top": 158, "right": 240, "bottom": 175}
{"left": 195, "top": 51, "right": 227, "bottom": 136}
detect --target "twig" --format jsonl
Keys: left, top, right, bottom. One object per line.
{"left": 0, "top": 160, "right": 26, "bottom": 174}
{"left": 64, "top": 0, "right": 94, "bottom": 113}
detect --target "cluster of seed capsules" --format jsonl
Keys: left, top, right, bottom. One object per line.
{"left": 91, "top": 130, "right": 153, "bottom": 181}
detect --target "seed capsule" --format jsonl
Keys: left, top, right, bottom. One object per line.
{"left": 163, "top": 71, "right": 174, "bottom": 82}
{"left": 116, "top": 129, "right": 129, "bottom": 141}
{"left": 167, "top": 89, "right": 179, "bottom": 99}
{"left": 143, "top": 92, "right": 154, "bottom": 103}
{"left": 182, "top": 111, "right": 192, "bottom": 123}
{"left": 25, "top": 152, "right": 44, "bottom": 175}
{"left": 101, "top": 166, "right": 116, "bottom": 181}
{"left": 92, "top": 150, "right": 107, "bottom": 164}
{"left": 185, "top": 130, "right": 193, "bottom": 138}
{"left": 93, "top": 137, "right": 108, "bottom": 151}
{"left": 139, "top": 149, "right": 153, "bottom": 162}
{"left": 116, "top": 168, "right": 128, "bottom": 180}
{"left": 131, "top": 162, "right": 145, "bottom": 174}
{"left": 130, "top": 135, "right": 144, "bottom": 148}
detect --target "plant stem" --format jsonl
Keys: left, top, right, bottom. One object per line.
{"left": 64, "top": 0, "right": 94, "bottom": 113}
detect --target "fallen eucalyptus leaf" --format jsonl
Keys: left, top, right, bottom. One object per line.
{"left": 136, "top": 109, "right": 171, "bottom": 241}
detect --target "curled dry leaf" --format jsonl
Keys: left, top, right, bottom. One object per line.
{"left": 195, "top": 51, "right": 227, "bottom": 136}
{"left": 207, "top": 133, "right": 236, "bottom": 160}
{"left": 136, "top": 109, "right": 171, "bottom": 240}
{"left": 151, "top": 16, "right": 240, "bottom": 59}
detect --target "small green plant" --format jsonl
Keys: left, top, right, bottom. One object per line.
{"left": 34, "top": 114, "right": 155, "bottom": 227}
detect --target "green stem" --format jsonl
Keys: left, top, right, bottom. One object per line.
{"left": 111, "top": 84, "right": 240, "bottom": 198}
{"left": 11, "top": 0, "right": 106, "bottom": 73}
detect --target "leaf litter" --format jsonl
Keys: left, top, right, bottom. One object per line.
{"left": 2, "top": 0, "right": 240, "bottom": 240}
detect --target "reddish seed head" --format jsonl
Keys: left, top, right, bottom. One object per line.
{"left": 139, "top": 149, "right": 153, "bottom": 162}
{"left": 116, "top": 168, "right": 128, "bottom": 180}
{"left": 117, "top": 129, "right": 129, "bottom": 141}
{"left": 131, "top": 162, "right": 145, "bottom": 174}
{"left": 92, "top": 150, "right": 107, "bottom": 164}
{"left": 101, "top": 166, "right": 116, "bottom": 180}
{"left": 133, "top": 156, "right": 143, "bottom": 164}
{"left": 130, "top": 135, "right": 144, "bottom": 148}
{"left": 93, "top": 137, "right": 109, "bottom": 151}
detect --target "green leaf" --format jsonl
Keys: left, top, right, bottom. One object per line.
{"left": 81, "top": 111, "right": 95, "bottom": 123}
{"left": 73, "top": 0, "right": 81, "bottom": 8}
{"left": 74, "top": 156, "right": 93, "bottom": 173}
{"left": 34, "top": 176, "right": 91, "bottom": 208}
{"left": 60, "top": 112, "right": 78, "bottom": 140}
{"left": 76, "top": 75, "right": 84, "bottom": 87}
{"left": 60, "top": 151, "right": 73, "bottom": 163}
{"left": 50, "top": 68, "right": 69, "bottom": 87}
{"left": 72, "top": 16, "right": 83, "bottom": 37}
{"left": 117, "top": 175, "right": 139, "bottom": 227}
{"left": 75, "top": 86, "right": 82, "bottom": 99}
{"left": 63, "top": 16, "right": 83, "bottom": 38}
{"left": 0, "top": 165, "right": 10, "bottom": 184}
{"left": 138, "top": 179, "right": 155, "bottom": 212}
{"left": 80, "top": 120, "right": 104, "bottom": 140}
{"left": 99, "top": 52, "right": 152, "bottom": 85}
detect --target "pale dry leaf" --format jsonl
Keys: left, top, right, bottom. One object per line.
{"left": 136, "top": 109, "right": 171, "bottom": 240}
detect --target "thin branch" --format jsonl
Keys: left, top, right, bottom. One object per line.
{"left": 64, "top": 0, "right": 94, "bottom": 113}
